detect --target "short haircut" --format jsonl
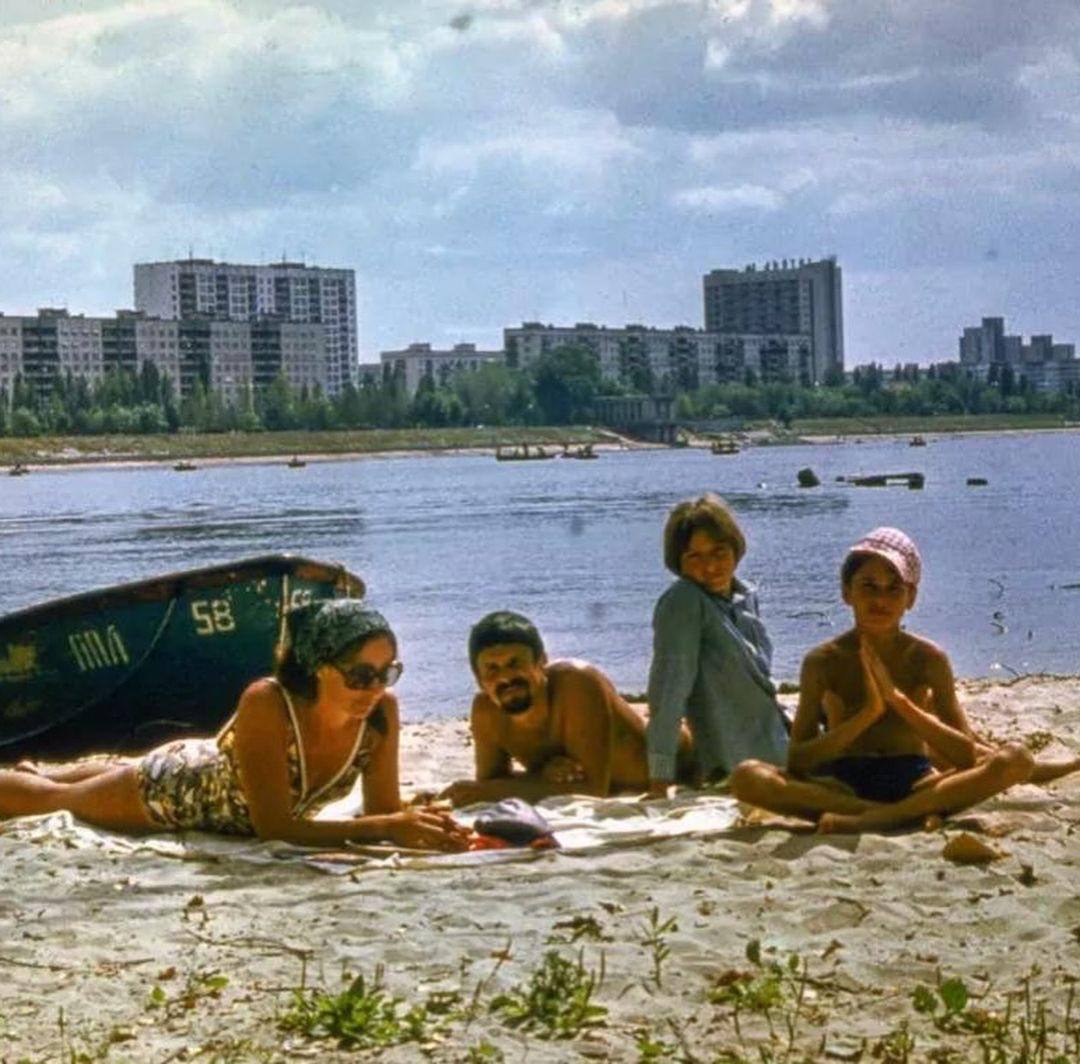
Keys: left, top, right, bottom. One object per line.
{"left": 468, "top": 611, "right": 546, "bottom": 672}
{"left": 662, "top": 492, "right": 746, "bottom": 576}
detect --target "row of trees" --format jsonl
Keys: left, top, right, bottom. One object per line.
{"left": 2, "top": 347, "right": 1079, "bottom": 437}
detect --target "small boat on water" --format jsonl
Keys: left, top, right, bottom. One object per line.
{"left": 710, "top": 437, "right": 740, "bottom": 455}
{"left": 173, "top": 460, "right": 197, "bottom": 472}
{"left": 0, "top": 555, "right": 364, "bottom": 760}
{"left": 286, "top": 456, "right": 307, "bottom": 468}
{"left": 8, "top": 463, "right": 29, "bottom": 477}
{"left": 909, "top": 435, "right": 927, "bottom": 447}
{"left": 563, "top": 443, "right": 599, "bottom": 460}
{"left": 495, "top": 444, "right": 557, "bottom": 461}
{"left": 844, "top": 471, "right": 925, "bottom": 490}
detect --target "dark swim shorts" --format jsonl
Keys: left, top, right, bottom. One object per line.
{"left": 815, "top": 754, "right": 933, "bottom": 803}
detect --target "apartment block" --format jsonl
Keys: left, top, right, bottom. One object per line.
{"left": 957, "top": 316, "right": 1076, "bottom": 390}
{"left": 379, "top": 342, "right": 504, "bottom": 396}
{"left": 0, "top": 309, "right": 328, "bottom": 403}
{"left": 504, "top": 322, "right": 812, "bottom": 389}
{"left": 702, "top": 257, "right": 844, "bottom": 384}
{"left": 134, "top": 258, "right": 357, "bottom": 395}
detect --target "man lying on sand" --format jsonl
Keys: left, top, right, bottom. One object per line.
{"left": 440, "top": 611, "right": 687, "bottom": 806}
{"left": 731, "top": 527, "right": 1079, "bottom": 833}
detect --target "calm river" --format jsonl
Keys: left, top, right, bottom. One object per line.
{"left": 2, "top": 432, "right": 1078, "bottom": 719}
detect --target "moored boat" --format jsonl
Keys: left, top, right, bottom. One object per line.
{"left": 0, "top": 555, "right": 364, "bottom": 760}
{"left": 8, "top": 463, "right": 30, "bottom": 477}
{"left": 173, "top": 460, "right": 197, "bottom": 472}
{"left": 495, "top": 444, "right": 557, "bottom": 461}
{"left": 710, "top": 436, "right": 740, "bottom": 455}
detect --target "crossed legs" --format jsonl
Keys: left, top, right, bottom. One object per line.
{"left": 730, "top": 743, "right": 1035, "bottom": 834}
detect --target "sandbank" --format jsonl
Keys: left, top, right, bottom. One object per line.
{"left": 2, "top": 675, "right": 1080, "bottom": 1060}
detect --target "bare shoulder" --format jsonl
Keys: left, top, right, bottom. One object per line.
{"left": 547, "top": 658, "right": 612, "bottom": 698}
{"left": 237, "top": 677, "right": 287, "bottom": 714}
{"left": 802, "top": 631, "right": 857, "bottom": 679}
{"left": 469, "top": 691, "right": 503, "bottom": 736}
{"left": 233, "top": 677, "right": 291, "bottom": 741}
{"left": 899, "top": 631, "right": 954, "bottom": 679}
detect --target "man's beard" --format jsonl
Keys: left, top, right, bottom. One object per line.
{"left": 496, "top": 680, "right": 533, "bottom": 715}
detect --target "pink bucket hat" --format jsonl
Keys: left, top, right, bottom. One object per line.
{"left": 845, "top": 527, "right": 922, "bottom": 587}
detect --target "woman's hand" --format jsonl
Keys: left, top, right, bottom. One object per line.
{"left": 382, "top": 808, "right": 469, "bottom": 852}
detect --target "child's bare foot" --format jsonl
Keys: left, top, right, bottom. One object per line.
{"left": 817, "top": 812, "right": 864, "bottom": 834}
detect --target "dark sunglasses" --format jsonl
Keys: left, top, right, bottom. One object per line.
{"left": 335, "top": 659, "right": 404, "bottom": 690}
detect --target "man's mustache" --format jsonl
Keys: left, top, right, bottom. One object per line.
{"left": 496, "top": 679, "right": 529, "bottom": 698}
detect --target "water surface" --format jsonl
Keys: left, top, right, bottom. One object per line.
{"left": 2, "top": 433, "right": 1077, "bottom": 719}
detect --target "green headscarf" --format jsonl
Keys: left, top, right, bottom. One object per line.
{"left": 290, "top": 600, "right": 395, "bottom": 671}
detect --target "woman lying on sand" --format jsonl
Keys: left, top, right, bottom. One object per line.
{"left": 0, "top": 601, "right": 468, "bottom": 852}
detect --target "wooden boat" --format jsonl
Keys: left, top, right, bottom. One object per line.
{"left": 8, "top": 462, "right": 29, "bottom": 477}
{"left": 909, "top": 435, "right": 927, "bottom": 447}
{"left": 173, "top": 460, "right": 197, "bottom": 472}
{"left": 966, "top": 477, "right": 988, "bottom": 486}
{"left": 0, "top": 555, "right": 364, "bottom": 760}
{"left": 495, "top": 444, "right": 556, "bottom": 461}
{"left": 563, "top": 443, "right": 598, "bottom": 460}
{"left": 286, "top": 456, "right": 307, "bottom": 468}
{"left": 710, "top": 436, "right": 740, "bottom": 455}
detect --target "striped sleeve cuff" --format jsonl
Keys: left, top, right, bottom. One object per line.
{"left": 648, "top": 752, "right": 678, "bottom": 782}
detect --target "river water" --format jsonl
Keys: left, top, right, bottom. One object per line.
{"left": 2, "top": 432, "right": 1078, "bottom": 719}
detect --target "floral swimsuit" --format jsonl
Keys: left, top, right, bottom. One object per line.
{"left": 136, "top": 680, "right": 379, "bottom": 835}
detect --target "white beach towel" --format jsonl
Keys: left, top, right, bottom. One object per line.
{"left": 0, "top": 790, "right": 742, "bottom": 874}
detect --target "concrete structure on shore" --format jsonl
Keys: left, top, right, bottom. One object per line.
{"left": 504, "top": 322, "right": 812, "bottom": 388}
{"left": 379, "top": 342, "right": 504, "bottom": 395}
{"left": 959, "top": 316, "right": 1078, "bottom": 392}
{"left": 134, "top": 258, "right": 358, "bottom": 395}
{"left": 703, "top": 257, "right": 844, "bottom": 385}
{"left": 0, "top": 308, "right": 327, "bottom": 402}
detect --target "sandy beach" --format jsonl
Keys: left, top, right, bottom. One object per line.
{"left": 2, "top": 675, "right": 1080, "bottom": 1062}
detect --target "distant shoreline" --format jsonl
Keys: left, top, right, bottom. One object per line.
{"left": 0, "top": 427, "right": 638, "bottom": 473}
{"left": 1, "top": 415, "right": 1077, "bottom": 473}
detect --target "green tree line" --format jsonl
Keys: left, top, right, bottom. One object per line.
{"left": 1, "top": 347, "right": 1078, "bottom": 437}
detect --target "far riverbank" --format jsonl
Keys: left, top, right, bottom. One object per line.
{"left": 0, "top": 425, "right": 626, "bottom": 472}
{"left": 1, "top": 412, "right": 1078, "bottom": 471}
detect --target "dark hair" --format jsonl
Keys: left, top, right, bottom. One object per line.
{"left": 662, "top": 492, "right": 746, "bottom": 576}
{"left": 840, "top": 552, "right": 874, "bottom": 588}
{"left": 274, "top": 604, "right": 398, "bottom": 700}
{"left": 468, "top": 611, "right": 546, "bottom": 673}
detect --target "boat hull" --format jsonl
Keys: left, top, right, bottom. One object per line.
{"left": 0, "top": 555, "right": 364, "bottom": 760}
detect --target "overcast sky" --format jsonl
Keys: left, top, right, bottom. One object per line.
{"left": 2, "top": 0, "right": 1078, "bottom": 365}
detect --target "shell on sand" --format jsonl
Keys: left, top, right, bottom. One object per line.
{"left": 941, "top": 831, "right": 1007, "bottom": 864}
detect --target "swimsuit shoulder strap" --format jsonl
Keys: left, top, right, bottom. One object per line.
{"left": 266, "top": 677, "right": 308, "bottom": 799}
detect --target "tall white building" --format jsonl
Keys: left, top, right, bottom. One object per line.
{"left": 703, "top": 257, "right": 844, "bottom": 384}
{"left": 134, "top": 258, "right": 358, "bottom": 395}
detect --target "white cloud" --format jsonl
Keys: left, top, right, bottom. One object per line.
{"left": 672, "top": 184, "right": 784, "bottom": 212}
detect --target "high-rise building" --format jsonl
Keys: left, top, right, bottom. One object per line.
{"left": 134, "top": 258, "right": 358, "bottom": 395}
{"left": 702, "top": 257, "right": 844, "bottom": 384}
